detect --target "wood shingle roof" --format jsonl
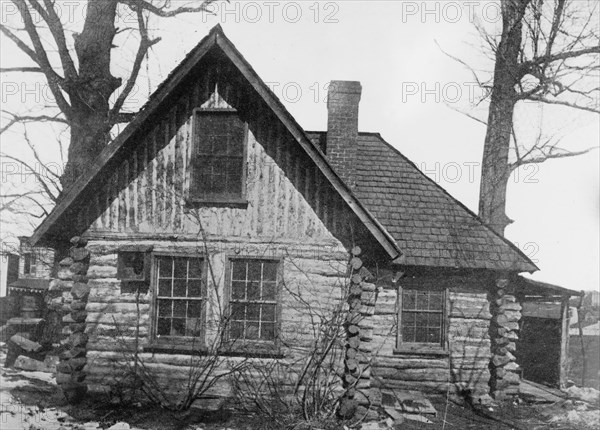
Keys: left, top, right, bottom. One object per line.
{"left": 307, "top": 131, "right": 538, "bottom": 272}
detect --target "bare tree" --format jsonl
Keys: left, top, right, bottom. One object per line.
{"left": 456, "top": 0, "right": 599, "bottom": 235}
{"left": 0, "top": 0, "right": 221, "bottom": 191}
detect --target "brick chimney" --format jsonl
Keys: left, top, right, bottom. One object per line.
{"left": 326, "top": 80, "right": 362, "bottom": 187}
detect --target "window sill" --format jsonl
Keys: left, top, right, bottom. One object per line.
{"left": 186, "top": 198, "right": 248, "bottom": 209}
{"left": 393, "top": 346, "right": 449, "bottom": 357}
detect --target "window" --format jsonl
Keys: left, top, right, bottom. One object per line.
{"left": 154, "top": 256, "right": 205, "bottom": 340}
{"left": 398, "top": 288, "right": 446, "bottom": 349}
{"left": 117, "top": 246, "right": 153, "bottom": 293}
{"left": 227, "top": 259, "right": 279, "bottom": 343}
{"left": 191, "top": 109, "right": 247, "bottom": 202}
{"left": 23, "top": 253, "right": 35, "bottom": 275}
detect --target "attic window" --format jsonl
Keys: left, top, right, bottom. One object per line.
{"left": 191, "top": 109, "right": 247, "bottom": 204}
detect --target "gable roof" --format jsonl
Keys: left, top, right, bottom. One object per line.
{"left": 307, "top": 132, "right": 538, "bottom": 272}
{"left": 30, "top": 25, "right": 402, "bottom": 261}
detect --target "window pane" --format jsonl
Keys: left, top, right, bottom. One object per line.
{"left": 231, "top": 281, "right": 246, "bottom": 300}
{"left": 158, "top": 300, "right": 172, "bottom": 317}
{"left": 262, "top": 282, "right": 276, "bottom": 301}
{"left": 403, "top": 312, "right": 415, "bottom": 326}
{"left": 230, "top": 303, "right": 245, "bottom": 320}
{"left": 171, "top": 319, "right": 185, "bottom": 336}
{"left": 226, "top": 159, "right": 243, "bottom": 194}
{"left": 230, "top": 321, "right": 243, "bottom": 339}
{"left": 427, "top": 328, "right": 441, "bottom": 344}
{"left": 429, "top": 292, "right": 443, "bottom": 311}
{"left": 261, "top": 323, "right": 275, "bottom": 340}
{"left": 189, "top": 260, "right": 202, "bottom": 279}
{"left": 247, "top": 262, "right": 262, "bottom": 281}
{"left": 403, "top": 290, "right": 416, "bottom": 310}
{"left": 416, "top": 292, "right": 429, "bottom": 310}
{"left": 173, "top": 300, "right": 186, "bottom": 318}
{"left": 232, "top": 262, "right": 247, "bottom": 281}
{"left": 247, "top": 281, "right": 260, "bottom": 300}
{"left": 429, "top": 313, "right": 442, "bottom": 327}
{"left": 262, "top": 262, "right": 278, "bottom": 282}
{"left": 186, "top": 318, "right": 202, "bottom": 337}
{"left": 402, "top": 325, "right": 415, "bottom": 343}
{"left": 415, "top": 326, "right": 428, "bottom": 343}
{"left": 262, "top": 304, "right": 276, "bottom": 322}
{"left": 246, "top": 304, "right": 260, "bottom": 321}
{"left": 158, "top": 278, "right": 172, "bottom": 297}
{"left": 158, "top": 258, "right": 173, "bottom": 278}
{"left": 188, "top": 301, "right": 202, "bottom": 318}
{"left": 188, "top": 280, "right": 202, "bottom": 297}
{"left": 173, "top": 279, "right": 187, "bottom": 297}
{"left": 157, "top": 318, "right": 170, "bottom": 336}
{"left": 173, "top": 258, "right": 188, "bottom": 278}
{"left": 245, "top": 321, "right": 259, "bottom": 340}
{"left": 415, "top": 313, "right": 428, "bottom": 328}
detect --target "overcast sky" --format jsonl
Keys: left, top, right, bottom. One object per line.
{"left": 1, "top": 1, "right": 598, "bottom": 292}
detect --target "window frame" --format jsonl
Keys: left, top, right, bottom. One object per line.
{"left": 223, "top": 256, "right": 283, "bottom": 354}
{"left": 189, "top": 108, "right": 249, "bottom": 206}
{"left": 149, "top": 252, "right": 209, "bottom": 351}
{"left": 396, "top": 285, "right": 449, "bottom": 354}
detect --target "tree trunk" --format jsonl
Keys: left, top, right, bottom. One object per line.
{"left": 61, "top": 0, "right": 121, "bottom": 189}
{"left": 478, "top": 0, "right": 531, "bottom": 236}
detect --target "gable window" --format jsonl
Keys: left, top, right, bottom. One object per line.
{"left": 227, "top": 259, "right": 280, "bottom": 344}
{"left": 398, "top": 288, "right": 446, "bottom": 350}
{"left": 191, "top": 109, "right": 247, "bottom": 203}
{"left": 154, "top": 255, "right": 205, "bottom": 341}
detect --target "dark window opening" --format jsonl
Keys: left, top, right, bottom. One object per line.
{"left": 23, "top": 253, "right": 35, "bottom": 275}
{"left": 229, "top": 259, "right": 279, "bottom": 342}
{"left": 192, "top": 110, "right": 246, "bottom": 202}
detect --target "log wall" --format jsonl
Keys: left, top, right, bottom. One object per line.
{"left": 370, "top": 277, "right": 493, "bottom": 403}
{"left": 83, "top": 239, "right": 350, "bottom": 403}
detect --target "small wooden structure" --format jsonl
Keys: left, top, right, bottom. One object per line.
{"left": 515, "top": 277, "right": 583, "bottom": 388}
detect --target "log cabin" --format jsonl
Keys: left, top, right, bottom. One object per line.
{"left": 29, "top": 25, "right": 540, "bottom": 413}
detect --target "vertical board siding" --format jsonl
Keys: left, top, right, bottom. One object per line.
{"left": 81, "top": 65, "right": 353, "bottom": 246}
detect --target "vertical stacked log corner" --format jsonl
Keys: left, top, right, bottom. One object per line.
{"left": 338, "top": 246, "right": 376, "bottom": 420}
{"left": 57, "top": 236, "right": 91, "bottom": 403}
{"left": 489, "top": 278, "right": 522, "bottom": 400}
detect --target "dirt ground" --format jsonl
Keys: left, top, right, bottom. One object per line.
{"left": 1, "top": 346, "right": 599, "bottom": 430}
{"left": 569, "top": 335, "right": 600, "bottom": 390}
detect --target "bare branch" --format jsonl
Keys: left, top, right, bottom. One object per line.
{"left": 8, "top": 0, "right": 72, "bottom": 116}
{"left": 0, "top": 111, "right": 67, "bottom": 135}
{"left": 0, "top": 152, "right": 59, "bottom": 202}
{"left": 526, "top": 94, "right": 600, "bottom": 113}
{"left": 0, "top": 66, "right": 43, "bottom": 73}
{"left": 445, "top": 103, "right": 488, "bottom": 126}
{"left": 110, "top": 5, "right": 160, "bottom": 123}
{"left": 39, "top": 0, "right": 78, "bottom": 79}
{"left": 511, "top": 145, "right": 598, "bottom": 169}
{"left": 122, "top": 0, "right": 222, "bottom": 18}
